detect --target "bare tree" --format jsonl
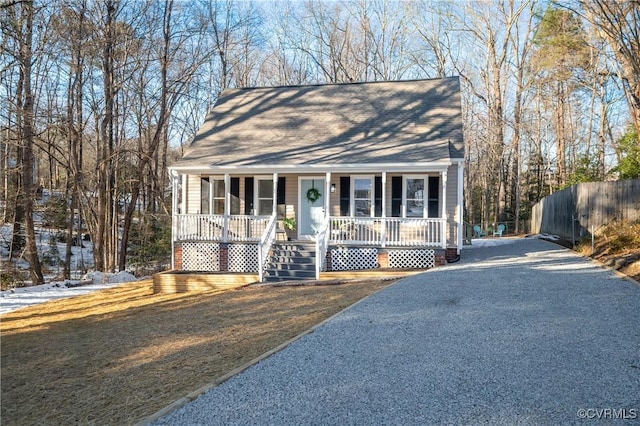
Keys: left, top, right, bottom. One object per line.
{"left": 349, "top": 0, "right": 412, "bottom": 81}
{"left": 408, "top": 0, "right": 457, "bottom": 78}
{"left": 56, "top": 0, "right": 91, "bottom": 278}
{"left": 2, "top": 0, "right": 44, "bottom": 283}
{"left": 453, "top": 1, "right": 533, "bottom": 226}
{"left": 508, "top": 0, "right": 535, "bottom": 232}
{"left": 118, "top": 0, "right": 213, "bottom": 271}
{"left": 285, "top": 0, "right": 360, "bottom": 83}
{"left": 579, "top": 0, "right": 640, "bottom": 145}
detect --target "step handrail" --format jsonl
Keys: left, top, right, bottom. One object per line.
{"left": 315, "top": 216, "right": 330, "bottom": 280}
{"left": 258, "top": 213, "right": 278, "bottom": 282}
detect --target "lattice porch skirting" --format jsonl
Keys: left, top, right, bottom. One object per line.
{"left": 228, "top": 244, "right": 259, "bottom": 272}
{"left": 181, "top": 242, "right": 221, "bottom": 271}
{"left": 179, "top": 242, "right": 258, "bottom": 273}
{"left": 330, "top": 247, "right": 379, "bottom": 271}
{"left": 179, "top": 243, "right": 441, "bottom": 273}
{"left": 327, "top": 247, "right": 438, "bottom": 271}
{"left": 388, "top": 248, "right": 436, "bottom": 269}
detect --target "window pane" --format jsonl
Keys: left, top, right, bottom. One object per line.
{"left": 406, "top": 178, "right": 425, "bottom": 217}
{"left": 213, "top": 199, "right": 225, "bottom": 215}
{"left": 355, "top": 200, "right": 371, "bottom": 217}
{"left": 258, "top": 180, "right": 273, "bottom": 198}
{"left": 258, "top": 199, "right": 273, "bottom": 215}
{"left": 353, "top": 178, "right": 372, "bottom": 217}
{"left": 407, "top": 200, "right": 423, "bottom": 217}
{"left": 406, "top": 179, "right": 424, "bottom": 203}
{"left": 354, "top": 179, "right": 371, "bottom": 198}
{"left": 213, "top": 180, "right": 225, "bottom": 198}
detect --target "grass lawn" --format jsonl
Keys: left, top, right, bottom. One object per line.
{"left": 1, "top": 278, "right": 393, "bottom": 425}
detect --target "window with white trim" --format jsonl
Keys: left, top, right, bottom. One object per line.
{"left": 211, "top": 179, "right": 225, "bottom": 214}
{"left": 403, "top": 175, "right": 440, "bottom": 218}
{"left": 405, "top": 177, "right": 425, "bottom": 217}
{"left": 352, "top": 176, "right": 373, "bottom": 217}
{"left": 256, "top": 178, "right": 273, "bottom": 215}
{"left": 200, "top": 177, "right": 225, "bottom": 214}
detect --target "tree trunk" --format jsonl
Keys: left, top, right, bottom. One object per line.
{"left": 95, "top": 0, "right": 117, "bottom": 272}
{"left": 15, "top": 0, "right": 44, "bottom": 284}
{"left": 554, "top": 81, "right": 567, "bottom": 187}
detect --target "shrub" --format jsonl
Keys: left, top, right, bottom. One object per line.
{"left": 1, "top": 266, "right": 27, "bottom": 291}
{"left": 128, "top": 216, "right": 171, "bottom": 274}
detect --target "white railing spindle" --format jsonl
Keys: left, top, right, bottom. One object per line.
{"left": 175, "top": 214, "right": 447, "bottom": 248}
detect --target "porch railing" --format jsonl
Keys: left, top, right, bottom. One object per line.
{"left": 329, "top": 216, "right": 446, "bottom": 248}
{"left": 175, "top": 214, "right": 447, "bottom": 248}
{"left": 175, "top": 214, "right": 272, "bottom": 242}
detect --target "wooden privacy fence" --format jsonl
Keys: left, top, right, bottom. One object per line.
{"left": 531, "top": 179, "right": 640, "bottom": 242}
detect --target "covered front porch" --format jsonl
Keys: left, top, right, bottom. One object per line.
{"left": 169, "top": 167, "right": 462, "bottom": 282}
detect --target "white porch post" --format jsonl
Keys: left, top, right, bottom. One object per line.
{"left": 223, "top": 173, "right": 230, "bottom": 242}
{"left": 181, "top": 174, "right": 187, "bottom": 214}
{"left": 381, "top": 172, "right": 387, "bottom": 247}
{"left": 272, "top": 173, "right": 278, "bottom": 215}
{"left": 441, "top": 170, "right": 448, "bottom": 249}
{"left": 325, "top": 172, "right": 331, "bottom": 218}
{"left": 170, "top": 170, "right": 180, "bottom": 269}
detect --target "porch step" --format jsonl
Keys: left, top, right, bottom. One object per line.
{"left": 264, "top": 242, "right": 317, "bottom": 282}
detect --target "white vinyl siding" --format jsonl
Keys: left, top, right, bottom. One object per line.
{"left": 446, "top": 163, "right": 460, "bottom": 247}
{"left": 186, "top": 175, "right": 201, "bottom": 214}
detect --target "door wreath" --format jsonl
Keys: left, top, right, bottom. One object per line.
{"left": 306, "top": 187, "right": 321, "bottom": 203}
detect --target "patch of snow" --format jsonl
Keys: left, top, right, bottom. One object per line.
{"left": 467, "top": 237, "right": 519, "bottom": 248}
{"left": 1, "top": 196, "right": 148, "bottom": 315}
{"left": 82, "top": 270, "right": 138, "bottom": 285}
{"left": 0, "top": 273, "right": 141, "bottom": 315}
{"left": 525, "top": 233, "right": 560, "bottom": 241}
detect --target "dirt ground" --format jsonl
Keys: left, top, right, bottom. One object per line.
{"left": 1, "top": 278, "right": 394, "bottom": 425}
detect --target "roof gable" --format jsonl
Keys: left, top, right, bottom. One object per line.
{"left": 173, "top": 77, "right": 463, "bottom": 171}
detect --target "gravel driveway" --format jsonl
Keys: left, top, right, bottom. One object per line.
{"left": 153, "top": 238, "right": 640, "bottom": 425}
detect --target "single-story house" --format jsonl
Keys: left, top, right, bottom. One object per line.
{"left": 168, "top": 76, "right": 464, "bottom": 282}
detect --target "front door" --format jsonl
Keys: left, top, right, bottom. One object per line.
{"left": 299, "top": 178, "right": 325, "bottom": 239}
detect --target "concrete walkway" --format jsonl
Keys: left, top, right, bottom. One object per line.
{"left": 155, "top": 238, "right": 640, "bottom": 425}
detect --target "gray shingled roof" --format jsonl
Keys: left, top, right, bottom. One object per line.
{"left": 171, "top": 77, "right": 463, "bottom": 172}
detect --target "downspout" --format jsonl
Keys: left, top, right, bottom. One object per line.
{"left": 457, "top": 160, "right": 464, "bottom": 254}
{"left": 441, "top": 170, "right": 448, "bottom": 249}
